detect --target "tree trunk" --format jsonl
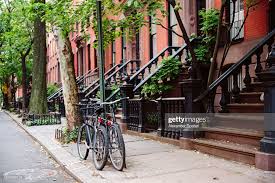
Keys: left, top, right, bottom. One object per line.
{"left": 57, "top": 32, "right": 82, "bottom": 131}
{"left": 29, "top": 0, "right": 48, "bottom": 114}
{"left": 21, "top": 57, "right": 28, "bottom": 113}
{"left": 207, "top": 2, "right": 226, "bottom": 86}
{"left": 2, "top": 80, "right": 10, "bottom": 110}
{"left": 11, "top": 74, "right": 16, "bottom": 109}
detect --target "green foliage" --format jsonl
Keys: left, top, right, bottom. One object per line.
{"left": 36, "top": 0, "right": 166, "bottom": 48}
{"left": 141, "top": 56, "right": 182, "bottom": 98}
{"left": 0, "top": 0, "right": 33, "bottom": 90}
{"left": 192, "top": 9, "right": 219, "bottom": 63}
{"left": 146, "top": 113, "right": 158, "bottom": 125}
{"left": 63, "top": 127, "right": 79, "bottom": 144}
{"left": 47, "top": 84, "right": 59, "bottom": 97}
{"left": 26, "top": 117, "right": 61, "bottom": 126}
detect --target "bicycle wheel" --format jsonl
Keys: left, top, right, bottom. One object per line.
{"left": 109, "top": 124, "right": 126, "bottom": 171}
{"left": 92, "top": 125, "right": 108, "bottom": 170}
{"left": 77, "top": 124, "right": 90, "bottom": 160}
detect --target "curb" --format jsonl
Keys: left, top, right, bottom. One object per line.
{"left": 4, "top": 111, "right": 83, "bottom": 183}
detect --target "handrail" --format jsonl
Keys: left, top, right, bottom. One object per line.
{"left": 82, "top": 63, "right": 120, "bottom": 94}
{"left": 106, "top": 46, "right": 180, "bottom": 101}
{"left": 48, "top": 67, "right": 100, "bottom": 101}
{"left": 194, "top": 28, "right": 275, "bottom": 102}
{"left": 85, "top": 59, "right": 140, "bottom": 98}
{"left": 133, "top": 43, "right": 189, "bottom": 92}
{"left": 77, "top": 68, "right": 99, "bottom": 85}
{"left": 130, "top": 46, "right": 180, "bottom": 81}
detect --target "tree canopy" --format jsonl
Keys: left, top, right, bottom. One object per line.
{"left": 0, "top": 0, "right": 33, "bottom": 91}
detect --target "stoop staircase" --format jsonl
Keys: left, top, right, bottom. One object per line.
{"left": 189, "top": 29, "right": 275, "bottom": 166}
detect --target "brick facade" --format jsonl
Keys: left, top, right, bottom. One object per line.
{"left": 46, "top": 0, "right": 272, "bottom": 88}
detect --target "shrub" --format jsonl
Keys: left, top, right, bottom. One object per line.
{"left": 141, "top": 56, "right": 182, "bottom": 98}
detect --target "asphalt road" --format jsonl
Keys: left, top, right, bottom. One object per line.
{"left": 0, "top": 111, "right": 76, "bottom": 183}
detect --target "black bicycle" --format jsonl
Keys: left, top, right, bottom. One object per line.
{"left": 99, "top": 98, "right": 127, "bottom": 171}
{"left": 76, "top": 98, "right": 127, "bottom": 171}
{"left": 76, "top": 101, "right": 108, "bottom": 170}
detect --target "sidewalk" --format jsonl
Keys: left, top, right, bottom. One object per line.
{"left": 5, "top": 111, "right": 275, "bottom": 183}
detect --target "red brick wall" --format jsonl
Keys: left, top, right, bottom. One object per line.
{"left": 213, "top": 0, "right": 269, "bottom": 40}
{"left": 244, "top": 0, "right": 269, "bottom": 40}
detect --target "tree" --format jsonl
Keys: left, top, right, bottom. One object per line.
{"left": 0, "top": 0, "right": 33, "bottom": 112}
{"left": 36, "top": 0, "right": 168, "bottom": 131}
{"left": 29, "top": 0, "right": 48, "bottom": 114}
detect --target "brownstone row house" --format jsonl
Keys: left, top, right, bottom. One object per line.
{"left": 46, "top": 0, "right": 275, "bottom": 171}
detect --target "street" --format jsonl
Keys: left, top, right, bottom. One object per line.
{"left": 0, "top": 111, "right": 76, "bottom": 183}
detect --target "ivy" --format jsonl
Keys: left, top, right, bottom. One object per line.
{"left": 141, "top": 56, "right": 182, "bottom": 98}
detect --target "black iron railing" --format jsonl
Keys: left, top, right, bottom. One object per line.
{"left": 127, "top": 97, "right": 185, "bottom": 139}
{"left": 48, "top": 67, "right": 99, "bottom": 101}
{"left": 195, "top": 29, "right": 275, "bottom": 112}
{"left": 85, "top": 59, "right": 141, "bottom": 98}
{"left": 82, "top": 63, "right": 121, "bottom": 95}
{"left": 106, "top": 46, "right": 183, "bottom": 101}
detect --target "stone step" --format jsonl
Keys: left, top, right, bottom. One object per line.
{"left": 203, "top": 127, "right": 263, "bottom": 147}
{"left": 191, "top": 138, "right": 259, "bottom": 165}
{"left": 211, "top": 113, "right": 264, "bottom": 131}
{"left": 227, "top": 103, "right": 264, "bottom": 113}
{"left": 239, "top": 92, "right": 263, "bottom": 104}
{"left": 248, "top": 82, "right": 264, "bottom": 92}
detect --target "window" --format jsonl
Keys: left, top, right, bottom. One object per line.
{"left": 112, "top": 41, "right": 116, "bottom": 67}
{"left": 78, "top": 47, "right": 84, "bottom": 76}
{"left": 168, "top": 4, "right": 178, "bottom": 46}
{"left": 57, "top": 61, "right": 61, "bottom": 83}
{"left": 87, "top": 44, "right": 91, "bottom": 71}
{"left": 136, "top": 32, "right": 140, "bottom": 59}
{"left": 230, "top": 0, "right": 244, "bottom": 40}
{"left": 121, "top": 28, "right": 127, "bottom": 61}
{"left": 94, "top": 48, "right": 98, "bottom": 68}
{"left": 149, "top": 16, "right": 157, "bottom": 59}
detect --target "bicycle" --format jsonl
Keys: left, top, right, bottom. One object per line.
{"left": 76, "top": 97, "right": 127, "bottom": 171}
{"left": 98, "top": 97, "right": 127, "bottom": 171}
{"left": 76, "top": 101, "right": 108, "bottom": 170}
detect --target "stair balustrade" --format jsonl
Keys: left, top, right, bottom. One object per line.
{"left": 195, "top": 29, "right": 275, "bottom": 113}
{"left": 106, "top": 46, "right": 183, "bottom": 101}
{"left": 84, "top": 59, "right": 141, "bottom": 98}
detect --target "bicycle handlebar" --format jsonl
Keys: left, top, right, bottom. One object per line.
{"left": 100, "top": 97, "right": 129, "bottom": 106}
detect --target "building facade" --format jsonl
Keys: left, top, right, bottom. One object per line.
{"left": 46, "top": 0, "right": 275, "bottom": 87}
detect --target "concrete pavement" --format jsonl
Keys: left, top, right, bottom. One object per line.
{"left": 0, "top": 111, "right": 76, "bottom": 183}
{"left": 4, "top": 111, "right": 275, "bottom": 183}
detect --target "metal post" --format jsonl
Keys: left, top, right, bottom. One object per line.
{"left": 96, "top": 0, "right": 105, "bottom": 102}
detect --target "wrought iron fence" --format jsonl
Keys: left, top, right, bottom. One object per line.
{"left": 127, "top": 97, "right": 185, "bottom": 139}
{"left": 26, "top": 113, "right": 61, "bottom": 126}
{"left": 127, "top": 98, "right": 158, "bottom": 132}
